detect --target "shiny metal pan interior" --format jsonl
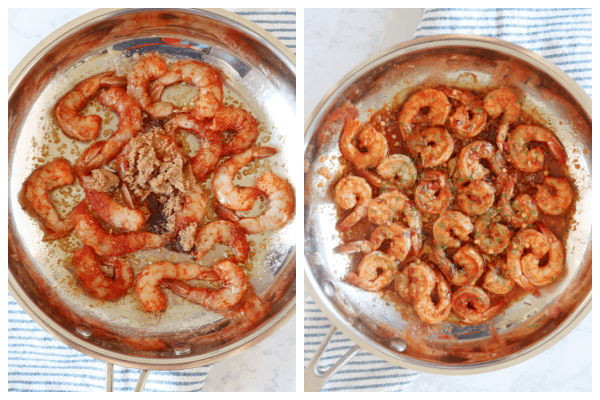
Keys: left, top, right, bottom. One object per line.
{"left": 304, "top": 35, "right": 591, "bottom": 375}
{"left": 9, "top": 8, "right": 296, "bottom": 370}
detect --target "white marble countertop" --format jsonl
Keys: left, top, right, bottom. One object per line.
{"left": 304, "top": 8, "right": 591, "bottom": 392}
{"left": 8, "top": 8, "right": 295, "bottom": 392}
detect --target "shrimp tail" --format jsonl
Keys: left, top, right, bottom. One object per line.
{"left": 215, "top": 204, "right": 241, "bottom": 222}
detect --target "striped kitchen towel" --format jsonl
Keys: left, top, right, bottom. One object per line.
{"left": 414, "top": 8, "right": 591, "bottom": 97}
{"left": 305, "top": 8, "right": 591, "bottom": 392}
{"left": 303, "top": 296, "right": 421, "bottom": 392}
{"left": 8, "top": 8, "right": 296, "bottom": 392}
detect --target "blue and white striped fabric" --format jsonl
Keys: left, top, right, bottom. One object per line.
{"left": 8, "top": 8, "right": 296, "bottom": 392}
{"left": 304, "top": 8, "right": 591, "bottom": 392}
{"left": 414, "top": 8, "right": 592, "bottom": 98}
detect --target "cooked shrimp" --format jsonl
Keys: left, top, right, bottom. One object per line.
{"left": 506, "top": 228, "right": 550, "bottom": 293}
{"left": 473, "top": 213, "right": 511, "bottom": 255}
{"left": 414, "top": 170, "right": 453, "bottom": 214}
{"left": 457, "top": 180, "right": 495, "bottom": 216}
{"left": 211, "top": 106, "right": 260, "bottom": 156}
{"left": 134, "top": 261, "right": 222, "bottom": 312}
{"left": 149, "top": 59, "right": 223, "bottom": 120}
{"left": 405, "top": 127, "right": 454, "bottom": 168}
{"left": 173, "top": 182, "right": 208, "bottom": 232}
{"left": 367, "top": 190, "right": 422, "bottom": 254}
{"left": 534, "top": 176, "right": 573, "bottom": 215}
{"left": 506, "top": 125, "right": 567, "bottom": 173}
{"left": 456, "top": 141, "right": 507, "bottom": 181}
{"left": 55, "top": 72, "right": 126, "bottom": 141}
{"left": 483, "top": 88, "right": 520, "bottom": 154}
{"left": 375, "top": 154, "right": 417, "bottom": 190}
{"left": 216, "top": 172, "right": 295, "bottom": 234}
{"left": 83, "top": 188, "right": 146, "bottom": 232}
{"left": 126, "top": 53, "right": 173, "bottom": 118}
{"left": 193, "top": 220, "right": 249, "bottom": 263}
{"left": 452, "top": 286, "right": 506, "bottom": 325}
{"left": 522, "top": 222, "right": 565, "bottom": 286}
{"left": 395, "top": 260, "right": 437, "bottom": 303}
{"left": 482, "top": 259, "right": 515, "bottom": 294}
{"left": 346, "top": 251, "right": 396, "bottom": 292}
{"left": 413, "top": 268, "right": 452, "bottom": 324}
{"left": 336, "top": 223, "right": 413, "bottom": 262}
{"left": 398, "top": 89, "right": 451, "bottom": 140}
{"left": 72, "top": 245, "right": 134, "bottom": 300}
{"left": 334, "top": 175, "right": 372, "bottom": 232}
{"left": 439, "top": 87, "right": 487, "bottom": 138}
{"left": 339, "top": 119, "right": 387, "bottom": 170}
{"left": 74, "top": 210, "right": 166, "bottom": 256}
{"left": 25, "top": 159, "right": 82, "bottom": 240}
{"left": 163, "top": 260, "right": 248, "bottom": 310}
{"left": 212, "top": 147, "right": 277, "bottom": 211}
{"left": 434, "top": 243, "right": 485, "bottom": 286}
{"left": 499, "top": 176, "right": 539, "bottom": 228}
{"left": 164, "top": 113, "right": 222, "bottom": 181}
{"left": 432, "top": 211, "right": 473, "bottom": 249}
{"left": 81, "top": 88, "right": 142, "bottom": 174}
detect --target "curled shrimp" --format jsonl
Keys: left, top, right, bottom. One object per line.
{"left": 173, "top": 182, "right": 208, "bottom": 232}
{"left": 473, "top": 213, "right": 511, "bottom": 255}
{"left": 483, "top": 88, "right": 520, "bottom": 154}
{"left": 216, "top": 172, "right": 295, "bottom": 234}
{"left": 336, "top": 223, "right": 413, "bottom": 262}
{"left": 55, "top": 72, "right": 126, "bottom": 141}
{"left": 193, "top": 220, "right": 250, "bottom": 263}
{"left": 25, "top": 159, "right": 83, "bottom": 240}
{"left": 456, "top": 141, "right": 507, "bottom": 181}
{"left": 413, "top": 268, "right": 452, "bottom": 324}
{"left": 414, "top": 170, "right": 453, "bottom": 214}
{"left": 134, "top": 261, "right": 222, "bottom": 312}
{"left": 80, "top": 87, "right": 142, "bottom": 174}
{"left": 439, "top": 87, "right": 487, "bottom": 138}
{"left": 211, "top": 106, "right": 260, "bottom": 156}
{"left": 367, "top": 190, "right": 422, "bottom": 254}
{"left": 72, "top": 245, "right": 134, "bottom": 300}
{"left": 432, "top": 211, "right": 473, "bottom": 250}
{"left": 346, "top": 251, "right": 396, "bottom": 292}
{"left": 395, "top": 260, "right": 437, "bottom": 303}
{"left": 434, "top": 243, "right": 485, "bottom": 286}
{"left": 405, "top": 127, "right": 454, "bottom": 168}
{"left": 212, "top": 147, "right": 277, "bottom": 211}
{"left": 506, "top": 125, "right": 567, "bottom": 173}
{"left": 452, "top": 286, "right": 506, "bottom": 325}
{"left": 482, "top": 259, "right": 514, "bottom": 294}
{"left": 534, "top": 176, "right": 573, "bottom": 215}
{"left": 74, "top": 210, "right": 166, "bottom": 256}
{"left": 457, "top": 180, "right": 495, "bottom": 216}
{"left": 375, "top": 154, "right": 417, "bottom": 190}
{"left": 126, "top": 53, "right": 173, "bottom": 118}
{"left": 506, "top": 228, "right": 550, "bottom": 293}
{"left": 339, "top": 119, "right": 388, "bottom": 170}
{"left": 522, "top": 222, "right": 565, "bottom": 286}
{"left": 398, "top": 89, "right": 451, "bottom": 140}
{"left": 163, "top": 260, "right": 248, "bottom": 310}
{"left": 164, "top": 113, "right": 223, "bottom": 181}
{"left": 83, "top": 188, "right": 146, "bottom": 232}
{"left": 499, "top": 176, "right": 539, "bottom": 229}
{"left": 334, "top": 175, "right": 372, "bottom": 232}
{"left": 150, "top": 59, "right": 224, "bottom": 120}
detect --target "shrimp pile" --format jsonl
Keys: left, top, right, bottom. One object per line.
{"left": 334, "top": 86, "right": 573, "bottom": 326}
{"left": 22, "top": 52, "right": 294, "bottom": 315}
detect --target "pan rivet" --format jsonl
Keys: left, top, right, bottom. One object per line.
{"left": 74, "top": 323, "right": 92, "bottom": 338}
{"left": 323, "top": 280, "right": 335, "bottom": 296}
{"left": 174, "top": 343, "right": 192, "bottom": 355}
{"left": 390, "top": 338, "right": 407, "bottom": 352}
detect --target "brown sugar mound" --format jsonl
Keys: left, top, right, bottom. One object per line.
{"left": 86, "top": 169, "right": 120, "bottom": 192}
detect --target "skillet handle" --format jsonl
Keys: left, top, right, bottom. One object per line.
{"left": 105, "top": 363, "right": 149, "bottom": 392}
{"left": 304, "top": 325, "right": 361, "bottom": 392}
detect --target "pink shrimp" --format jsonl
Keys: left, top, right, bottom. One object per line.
{"left": 126, "top": 53, "right": 173, "bottom": 118}
{"left": 211, "top": 106, "right": 260, "bottom": 156}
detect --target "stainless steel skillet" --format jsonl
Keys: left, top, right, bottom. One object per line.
{"left": 304, "top": 35, "right": 591, "bottom": 391}
{"left": 8, "top": 8, "right": 296, "bottom": 391}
